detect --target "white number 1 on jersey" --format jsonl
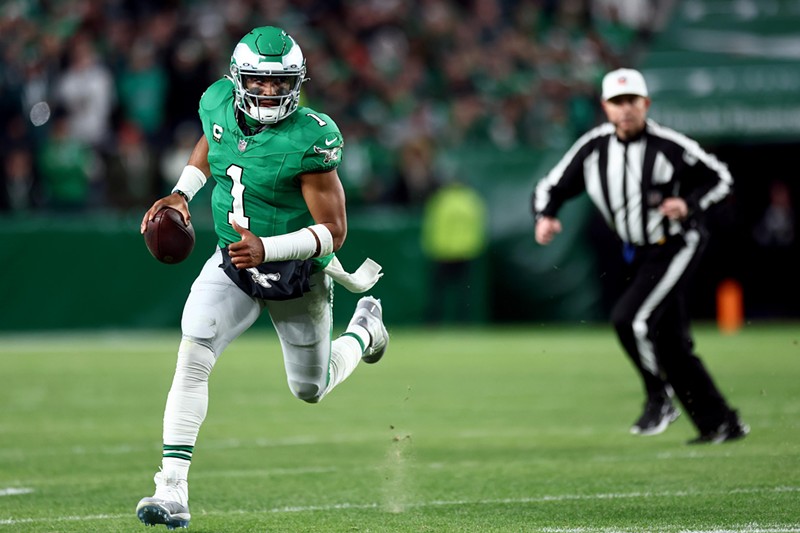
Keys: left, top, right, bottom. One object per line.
{"left": 226, "top": 164, "right": 250, "bottom": 229}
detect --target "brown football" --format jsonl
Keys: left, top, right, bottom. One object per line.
{"left": 144, "top": 207, "right": 195, "bottom": 264}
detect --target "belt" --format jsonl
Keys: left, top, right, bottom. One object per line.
{"left": 636, "top": 236, "right": 667, "bottom": 248}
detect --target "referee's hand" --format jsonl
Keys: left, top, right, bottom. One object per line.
{"left": 659, "top": 197, "right": 688, "bottom": 221}
{"left": 535, "top": 216, "right": 562, "bottom": 245}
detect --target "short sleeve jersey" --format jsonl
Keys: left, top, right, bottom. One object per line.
{"left": 198, "top": 77, "right": 343, "bottom": 264}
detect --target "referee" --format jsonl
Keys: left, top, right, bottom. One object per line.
{"left": 531, "top": 68, "right": 748, "bottom": 444}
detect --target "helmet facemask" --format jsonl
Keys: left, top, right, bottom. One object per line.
{"left": 230, "top": 27, "right": 307, "bottom": 125}
{"left": 232, "top": 68, "right": 305, "bottom": 124}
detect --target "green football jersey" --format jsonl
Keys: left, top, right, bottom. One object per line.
{"left": 198, "top": 77, "right": 343, "bottom": 267}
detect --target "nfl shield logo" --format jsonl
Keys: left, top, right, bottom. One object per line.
{"left": 238, "top": 139, "right": 248, "bottom": 152}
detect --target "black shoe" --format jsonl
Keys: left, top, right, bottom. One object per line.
{"left": 687, "top": 411, "right": 750, "bottom": 445}
{"left": 630, "top": 397, "right": 681, "bottom": 436}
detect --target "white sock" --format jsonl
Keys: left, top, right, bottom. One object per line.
{"left": 163, "top": 340, "right": 216, "bottom": 448}
{"left": 162, "top": 457, "right": 190, "bottom": 480}
{"left": 346, "top": 323, "right": 371, "bottom": 351}
{"left": 319, "top": 336, "right": 362, "bottom": 400}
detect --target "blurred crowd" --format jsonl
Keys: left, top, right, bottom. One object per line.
{"left": 0, "top": 0, "right": 665, "bottom": 214}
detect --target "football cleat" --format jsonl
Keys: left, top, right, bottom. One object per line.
{"left": 687, "top": 411, "right": 750, "bottom": 445}
{"left": 136, "top": 471, "right": 190, "bottom": 529}
{"left": 630, "top": 397, "right": 681, "bottom": 436}
{"left": 349, "top": 296, "right": 389, "bottom": 364}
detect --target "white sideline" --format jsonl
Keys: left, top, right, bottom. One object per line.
{"left": 1, "top": 487, "right": 799, "bottom": 529}
{"left": 0, "top": 488, "right": 33, "bottom": 497}
{"left": 542, "top": 528, "right": 800, "bottom": 533}
{"left": 538, "top": 524, "right": 800, "bottom": 533}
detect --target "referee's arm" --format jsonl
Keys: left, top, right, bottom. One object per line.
{"left": 531, "top": 141, "right": 592, "bottom": 245}
{"left": 532, "top": 144, "right": 591, "bottom": 215}
{"left": 678, "top": 144, "right": 733, "bottom": 217}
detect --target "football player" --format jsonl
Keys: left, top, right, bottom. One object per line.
{"left": 136, "top": 26, "right": 388, "bottom": 529}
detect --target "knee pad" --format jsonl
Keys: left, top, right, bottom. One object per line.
{"left": 288, "top": 379, "right": 323, "bottom": 404}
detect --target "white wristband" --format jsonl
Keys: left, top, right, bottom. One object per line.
{"left": 259, "top": 224, "right": 334, "bottom": 262}
{"left": 172, "top": 165, "right": 207, "bottom": 202}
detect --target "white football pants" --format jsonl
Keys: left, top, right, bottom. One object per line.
{"left": 162, "top": 248, "right": 364, "bottom": 446}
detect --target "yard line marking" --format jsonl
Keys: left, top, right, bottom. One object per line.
{"left": 1, "top": 487, "right": 798, "bottom": 527}
{"left": 200, "top": 466, "right": 339, "bottom": 478}
{"left": 0, "top": 488, "right": 33, "bottom": 497}
{"left": 1, "top": 514, "right": 797, "bottom": 533}
{"left": 0, "top": 514, "right": 120, "bottom": 526}
{"left": 537, "top": 524, "right": 800, "bottom": 533}
{"left": 0, "top": 434, "right": 379, "bottom": 459}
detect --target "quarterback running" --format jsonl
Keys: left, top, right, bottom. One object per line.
{"left": 136, "top": 26, "right": 388, "bottom": 529}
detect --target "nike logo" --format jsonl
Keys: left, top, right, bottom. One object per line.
{"left": 325, "top": 137, "right": 336, "bottom": 146}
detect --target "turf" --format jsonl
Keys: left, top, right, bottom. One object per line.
{"left": 1, "top": 323, "right": 798, "bottom": 532}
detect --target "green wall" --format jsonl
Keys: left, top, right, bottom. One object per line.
{"left": 0, "top": 209, "right": 433, "bottom": 331}
{"left": 0, "top": 206, "right": 596, "bottom": 331}
{"left": 0, "top": 145, "right": 608, "bottom": 331}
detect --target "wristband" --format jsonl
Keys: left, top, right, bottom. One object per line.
{"left": 259, "top": 224, "right": 334, "bottom": 262}
{"left": 172, "top": 165, "right": 207, "bottom": 202}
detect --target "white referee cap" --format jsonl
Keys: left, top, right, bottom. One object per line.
{"left": 602, "top": 68, "right": 648, "bottom": 100}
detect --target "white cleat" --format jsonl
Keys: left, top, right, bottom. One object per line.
{"left": 349, "top": 296, "right": 389, "bottom": 364}
{"left": 136, "top": 471, "right": 190, "bottom": 529}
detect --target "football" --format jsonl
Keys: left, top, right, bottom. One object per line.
{"left": 144, "top": 207, "right": 195, "bottom": 264}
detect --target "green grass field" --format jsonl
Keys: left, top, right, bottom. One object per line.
{"left": 1, "top": 323, "right": 798, "bottom": 532}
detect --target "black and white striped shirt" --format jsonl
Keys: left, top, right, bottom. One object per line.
{"left": 532, "top": 119, "right": 733, "bottom": 246}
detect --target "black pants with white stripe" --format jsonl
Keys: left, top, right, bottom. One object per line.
{"left": 610, "top": 229, "right": 735, "bottom": 434}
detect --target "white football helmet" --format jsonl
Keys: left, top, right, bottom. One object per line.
{"left": 230, "top": 26, "right": 307, "bottom": 124}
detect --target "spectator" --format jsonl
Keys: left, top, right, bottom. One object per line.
{"left": 1, "top": 0, "right": 625, "bottom": 210}
{"left": 749, "top": 179, "right": 798, "bottom": 316}
{"left": 753, "top": 180, "right": 795, "bottom": 248}
{"left": 55, "top": 33, "right": 115, "bottom": 151}
{"left": 159, "top": 121, "right": 211, "bottom": 202}
{"left": 117, "top": 40, "right": 168, "bottom": 144}
{"left": 2, "top": 148, "right": 36, "bottom": 212}
{"left": 163, "top": 38, "right": 214, "bottom": 133}
{"left": 37, "top": 111, "right": 97, "bottom": 211}
{"left": 388, "top": 137, "right": 440, "bottom": 206}
{"left": 106, "top": 122, "right": 158, "bottom": 209}
{"left": 421, "top": 179, "right": 488, "bottom": 324}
